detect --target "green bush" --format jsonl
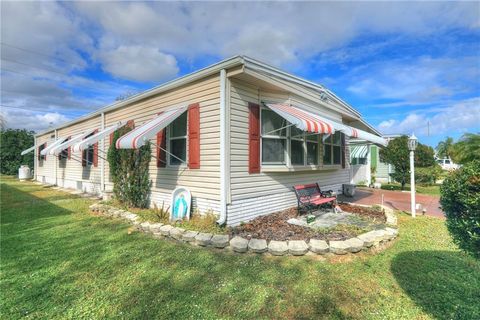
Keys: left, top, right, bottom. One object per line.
{"left": 0, "top": 129, "right": 34, "bottom": 175}
{"left": 107, "top": 126, "right": 152, "bottom": 208}
{"left": 415, "top": 165, "right": 443, "bottom": 185}
{"left": 440, "top": 160, "right": 480, "bottom": 258}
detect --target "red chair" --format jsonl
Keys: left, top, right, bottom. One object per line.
{"left": 293, "top": 183, "right": 337, "bottom": 214}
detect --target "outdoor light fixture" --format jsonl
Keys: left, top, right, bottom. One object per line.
{"left": 408, "top": 134, "right": 418, "bottom": 218}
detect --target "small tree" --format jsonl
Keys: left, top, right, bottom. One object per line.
{"left": 107, "top": 126, "right": 152, "bottom": 208}
{"left": 451, "top": 133, "right": 480, "bottom": 165}
{"left": 436, "top": 136, "right": 455, "bottom": 159}
{"left": 380, "top": 135, "right": 436, "bottom": 190}
{"left": 0, "top": 129, "right": 35, "bottom": 175}
{"left": 440, "top": 160, "right": 480, "bottom": 258}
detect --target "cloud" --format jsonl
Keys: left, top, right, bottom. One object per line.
{"left": 377, "top": 97, "right": 480, "bottom": 136}
{"left": 98, "top": 46, "right": 179, "bottom": 82}
{"left": 1, "top": 108, "right": 72, "bottom": 132}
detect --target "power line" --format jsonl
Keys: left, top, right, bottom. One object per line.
{"left": 1, "top": 42, "right": 85, "bottom": 69}
{"left": 0, "top": 104, "right": 56, "bottom": 113}
{"left": 1, "top": 56, "right": 69, "bottom": 76}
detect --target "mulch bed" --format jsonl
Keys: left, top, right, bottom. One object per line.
{"left": 228, "top": 204, "right": 385, "bottom": 242}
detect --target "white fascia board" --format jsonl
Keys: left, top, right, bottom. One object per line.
{"left": 242, "top": 56, "right": 362, "bottom": 118}
{"left": 35, "top": 56, "right": 245, "bottom": 137}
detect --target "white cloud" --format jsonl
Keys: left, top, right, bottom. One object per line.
{"left": 1, "top": 109, "right": 71, "bottom": 132}
{"left": 98, "top": 46, "right": 179, "bottom": 82}
{"left": 377, "top": 97, "right": 480, "bottom": 136}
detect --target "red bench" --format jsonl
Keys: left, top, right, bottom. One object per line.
{"left": 293, "top": 183, "right": 337, "bottom": 214}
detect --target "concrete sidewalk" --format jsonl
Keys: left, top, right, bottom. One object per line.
{"left": 338, "top": 187, "right": 444, "bottom": 218}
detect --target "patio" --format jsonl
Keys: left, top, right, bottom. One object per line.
{"left": 338, "top": 187, "right": 444, "bottom": 218}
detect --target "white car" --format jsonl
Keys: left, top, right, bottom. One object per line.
{"left": 436, "top": 157, "right": 460, "bottom": 171}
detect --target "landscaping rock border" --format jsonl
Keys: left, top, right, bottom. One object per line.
{"left": 89, "top": 203, "right": 398, "bottom": 257}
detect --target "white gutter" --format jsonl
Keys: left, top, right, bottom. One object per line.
{"left": 217, "top": 69, "right": 227, "bottom": 225}
{"left": 100, "top": 113, "right": 105, "bottom": 193}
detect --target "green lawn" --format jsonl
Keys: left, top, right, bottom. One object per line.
{"left": 1, "top": 176, "right": 479, "bottom": 319}
{"left": 381, "top": 183, "right": 441, "bottom": 196}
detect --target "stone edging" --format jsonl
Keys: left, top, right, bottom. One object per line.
{"left": 89, "top": 203, "right": 398, "bottom": 257}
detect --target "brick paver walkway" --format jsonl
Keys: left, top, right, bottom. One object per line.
{"left": 338, "top": 187, "right": 444, "bottom": 218}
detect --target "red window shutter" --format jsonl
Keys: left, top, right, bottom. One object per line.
{"left": 341, "top": 133, "right": 346, "bottom": 169}
{"left": 93, "top": 129, "right": 99, "bottom": 167}
{"left": 109, "top": 132, "right": 114, "bottom": 145}
{"left": 248, "top": 102, "right": 260, "bottom": 174}
{"left": 44, "top": 142, "right": 47, "bottom": 161}
{"left": 188, "top": 103, "right": 200, "bottom": 169}
{"left": 156, "top": 129, "right": 166, "bottom": 167}
{"left": 67, "top": 136, "right": 72, "bottom": 160}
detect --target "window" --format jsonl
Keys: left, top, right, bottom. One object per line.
{"left": 82, "top": 132, "right": 95, "bottom": 166}
{"left": 58, "top": 138, "right": 70, "bottom": 160}
{"left": 260, "top": 108, "right": 321, "bottom": 167}
{"left": 38, "top": 143, "right": 46, "bottom": 161}
{"left": 168, "top": 111, "right": 187, "bottom": 165}
{"left": 261, "top": 109, "right": 287, "bottom": 164}
{"left": 323, "top": 132, "right": 343, "bottom": 165}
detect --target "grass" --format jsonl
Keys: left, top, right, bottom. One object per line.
{"left": 1, "top": 176, "right": 479, "bottom": 319}
{"left": 101, "top": 199, "right": 227, "bottom": 234}
{"left": 381, "top": 183, "right": 441, "bottom": 196}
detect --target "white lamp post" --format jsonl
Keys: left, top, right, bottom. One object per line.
{"left": 408, "top": 134, "right": 418, "bottom": 218}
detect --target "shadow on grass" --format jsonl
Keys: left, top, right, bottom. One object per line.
{"left": 391, "top": 250, "right": 480, "bottom": 320}
{"left": 1, "top": 180, "right": 354, "bottom": 319}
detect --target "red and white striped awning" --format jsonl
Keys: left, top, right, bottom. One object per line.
{"left": 72, "top": 122, "right": 125, "bottom": 153}
{"left": 266, "top": 103, "right": 387, "bottom": 146}
{"left": 116, "top": 105, "right": 188, "bottom": 149}
{"left": 40, "top": 137, "right": 67, "bottom": 156}
{"left": 52, "top": 130, "right": 96, "bottom": 156}
{"left": 266, "top": 103, "right": 334, "bottom": 134}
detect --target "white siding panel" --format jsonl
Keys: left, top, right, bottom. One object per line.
{"left": 227, "top": 78, "right": 351, "bottom": 225}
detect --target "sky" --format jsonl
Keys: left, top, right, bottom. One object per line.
{"left": 1, "top": 1, "right": 479, "bottom": 147}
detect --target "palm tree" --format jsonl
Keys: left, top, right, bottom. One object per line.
{"left": 452, "top": 133, "right": 480, "bottom": 164}
{"left": 436, "top": 136, "right": 454, "bottom": 158}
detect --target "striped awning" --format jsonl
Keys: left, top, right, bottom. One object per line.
{"left": 350, "top": 145, "right": 368, "bottom": 159}
{"left": 266, "top": 103, "right": 334, "bottom": 134}
{"left": 265, "top": 103, "right": 386, "bottom": 146}
{"left": 51, "top": 130, "right": 96, "bottom": 156}
{"left": 72, "top": 122, "right": 125, "bottom": 153}
{"left": 20, "top": 146, "right": 36, "bottom": 155}
{"left": 116, "top": 106, "right": 187, "bottom": 149}
{"left": 40, "top": 137, "right": 67, "bottom": 155}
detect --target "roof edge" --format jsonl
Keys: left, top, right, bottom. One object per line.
{"left": 36, "top": 55, "right": 244, "bottom": 136}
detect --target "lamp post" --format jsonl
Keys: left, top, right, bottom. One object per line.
{"left": 408, "top": 134, "right": 418, "bottom": 218}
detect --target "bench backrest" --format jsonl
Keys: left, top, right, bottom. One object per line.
{"left": 293, "top": 183, "right": 321, "bottom": 203}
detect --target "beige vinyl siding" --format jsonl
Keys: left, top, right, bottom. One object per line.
{"left": 56, "top": 116, "right": 102, "bottom": 192}
{"left": 103, "top": 74, "right": 221, "bottom": 211}
{"left": 227, "top": 78, "right": 351, "bottom": 225}
{"left": 35, "top": 132, "right": 56, "bottom": 184}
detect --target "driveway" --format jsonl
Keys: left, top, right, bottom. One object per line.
{"left": 338, "top": 187, "right": 444, "bottom": 218}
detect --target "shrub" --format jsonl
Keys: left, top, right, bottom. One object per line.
{"left": 0, "top": 129, "right": 34, "bottom": 175}
{"left": 440, "top": 160, "right": 480, "bottom": 258}
{"left": 415, "top": 165, "right": 443, "bottom": 185}
{"left": 107, "top": 126, "right": 152, "bottom": 208}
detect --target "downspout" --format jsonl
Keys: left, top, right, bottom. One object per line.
{"left": 100, "top": 112, "right": 105, "bottom": 193}
{"left": 217, "top": 69, "right": 227, "bottom": 225}
{"left": 34, "top": 136, "right": 37, "bottom": 181}
{"left": 54, "top": 129, "right": 58, "bottom": 185}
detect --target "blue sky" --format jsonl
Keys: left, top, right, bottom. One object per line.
{"left": 1, "top": 1, "right": 479, "bottom": 147}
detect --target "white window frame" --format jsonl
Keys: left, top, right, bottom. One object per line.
{"left": 260, "top": 107, "right": 322, "bottom": 169}
{"left": 322, "top": 132, "right": 343, "bottom": 166}
{"left": 166, "top": 112, "right": 188, "bottom": 167}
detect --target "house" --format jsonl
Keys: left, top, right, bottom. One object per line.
{"left": 349, "top": 134, "right": 399, "bottom": 185}
{"left": 26, "top": 56, "right": 386, "bottom": 226}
